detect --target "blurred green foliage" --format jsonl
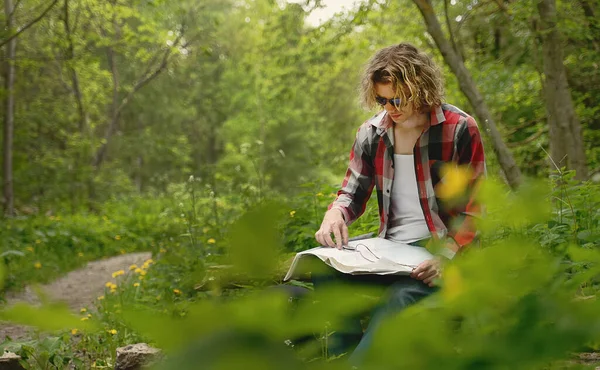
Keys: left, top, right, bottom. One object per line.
{"left": 1, "top": 0, "right": 600, "bottom": 368}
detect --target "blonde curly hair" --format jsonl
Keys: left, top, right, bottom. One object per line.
{"left": 360, "top": 43, "right": 444, "bottom": 112}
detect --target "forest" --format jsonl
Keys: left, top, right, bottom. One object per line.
{"left": 0, "top": 0, "right": 599, "bottom": 368}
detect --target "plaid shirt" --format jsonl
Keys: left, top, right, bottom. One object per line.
{"left": 329, "top": 104, "right": 486, "bottom": 256}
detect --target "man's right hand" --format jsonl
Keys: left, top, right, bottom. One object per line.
{"left": 315, "top": 209, "right": 349, "bottom": 249}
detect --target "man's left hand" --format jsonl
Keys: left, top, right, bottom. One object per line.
{"left": 410, "top": 258, "right": 442, "bottom": 287}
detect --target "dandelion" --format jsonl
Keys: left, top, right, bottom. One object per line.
{"left": 87, "top": 314, "right": 92, "bottom": 318}
{"left": 316, "top": 192, "right": 324, "bottom": 197}
{"left": 108, "top": 329, "right": 117, "bottom": 335}
{"left": 77, "top": 252, "right": 84, "bottom": 257}
{"left": 442, "top": 265, "right": 464, "bottom": 302}
{"left": 134, "top": 268, "right": 143, "bottom": 274}
{"left": 289, "top": 210, "right": 296, "bottom": 218}
{"left": 133, "top": 282, "right": 140, "bottom": 287}
{"left": 129, "top": 264, "right": 138, "bottom": 270}
{"left": 80, "top": 317, "right": 88, "bottom": 321}
{"left": 329, "top": 193, "right": 337, "bottom": 198}
{"left": 173, "top": 289, "right": 181, "bottom": 295}
{"left": 159, "top": 248, "right": 167, "bottom": 253}
{"left": 207, "top": 238, "right": 216, "bottom": 244}
{"left": 115, "top": 235, "right": 121, "bottom": 240}
{"left": 80, "top": 308, "right": 87, "bottom": 313}
{"left": 26, "top": 246, "right": 34, "bottom": 253}
{"left": 34, "top": 262, "right": 42, "bottom": 269}
{"left": 111, "top": 270, "right": 125, "bottom": 278}
{"left": 97, "top": 295, "right": 105, "bottom": 300}
{"left": 71, "top": 328, "right": 78, "bottom": 335}
{"left": 436, "top": 165, "right": 472, "bottom": 200}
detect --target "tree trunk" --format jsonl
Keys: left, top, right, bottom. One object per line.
{"left": 537, "top": 0, "right": 588, "bottom": 180}
{"left": 2, "top": 0, "right": 16, "bottom": 217}
{"left": 413, "top": 0, "right": 522, "bottom": 189}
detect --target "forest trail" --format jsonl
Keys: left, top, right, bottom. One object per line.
{"left": 0, "top": 252, "right": 152, "bottom": 341}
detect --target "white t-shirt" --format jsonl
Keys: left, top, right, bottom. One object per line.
{"left": 386, "top": 154, "right": 431, "bottom": 244}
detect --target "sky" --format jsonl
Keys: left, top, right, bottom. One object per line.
{"left": 293, "top": 0, "right": 360, "bottom": 26}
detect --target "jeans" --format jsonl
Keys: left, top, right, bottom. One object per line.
{"left": 310, "top": 240, "right": 438, "bottom": 366}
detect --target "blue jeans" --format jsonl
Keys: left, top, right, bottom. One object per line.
{"left": 311, "top": 258, "right": 438, "bottom": 366}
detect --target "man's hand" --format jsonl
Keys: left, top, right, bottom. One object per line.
{"left": 315, "top": 209, "right": 348, "bottom": 249}
{"left": 410, "top": 258, "right": 442, "bottom": 287}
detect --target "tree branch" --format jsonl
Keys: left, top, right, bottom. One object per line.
{"left": 507, "top": 126, "right": 546, "bottom": 147}
{"left": 0, "top": 0, "right": 59, "bottom": 48}
{"left": 443, "top": 0, "right": 461, "bottom": 60}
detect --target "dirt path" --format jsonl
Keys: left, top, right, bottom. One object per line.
{"left": 0, "top": 252, "right": 152, "bottom": 341}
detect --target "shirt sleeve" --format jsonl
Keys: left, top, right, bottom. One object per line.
{"left": 447, "top": 115, "right": 487, "bottom": 249}
{"left": 327, "top": 125, "right": 376, "bottom": 225}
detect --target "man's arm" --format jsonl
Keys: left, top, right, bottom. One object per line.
{"left": 327, "top": 125, "right": 376, "bottom": 225}
{"left": 316, "top": 125, "right": 376, "bottom": 248}
{"left": 447, "top": 115, "right": 487, "bottom": 250}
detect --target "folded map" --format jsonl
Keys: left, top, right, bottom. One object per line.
{"left": 283, "top": 237, "right": 434, "bottom": 281}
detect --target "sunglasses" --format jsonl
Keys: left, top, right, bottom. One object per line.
{"left": 375, "top": 96, "right": 402, "bottom": 107}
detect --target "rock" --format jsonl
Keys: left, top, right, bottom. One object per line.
{"left": 0, "top": 352, "right": 24, "bottom": 370}
{"left": 115, "top": 343, "right": 161, "bottom": 370}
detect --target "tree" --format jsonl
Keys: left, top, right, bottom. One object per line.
{"left": 412, "top": 0, "right": 523, "bottom": 189}
{"left": 2, "top": 0, "right": 17, "bottom": 216}
{"left": 536, "top": 0, "right": 588, "bottom": 180}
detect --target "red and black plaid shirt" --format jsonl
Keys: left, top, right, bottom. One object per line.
{"left": 329, "top": 104, "right": 486, "bottom": 256}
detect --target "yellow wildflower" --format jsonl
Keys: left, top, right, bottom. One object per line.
{"left": 115, "top": 235, "right": 121, "bottom": 240}
{"left": 207, "top": 238, "right": 216, "bottom": 244}
{"left": 35, "top": 239, "right": 41, "bottom": 244}
{"left": 442, "top": 265, "right": 464, "bottom": 302}
{"left": 77, "top": 252, "right": 84, "bottom": 257}
{"left": 120, "top": 249, "right": 126, "bottom": 254}
{"left": 111, "top": 270, "right": 125, "bottom": 278}
{"left": 138, "top": 276, "right": 144, "bottom": 281}
{"left": 80, "top": 317, "right": 88, "bottom": 321}
{"left": 436, "top": 165, "right": 472, "bottom": 200}
{"left": 34, "top": 262, "right": 42, "bottom": 269}
{"left": 134, "top": 268, "right": 143, "bottom": 274}
{"left": 316, "top": 192, "right": 324, "bottom": 197}
{"left": 26, "top": 246, "right": 34, "bottom": 253}
{"left": 129, "top": 264, "right": 138, "bottom": 270}
{"left": 97, "top": 295, "right": 105, "bottom": 300}
{"left": 173, "top": 289, "right": 181, "bottom": 295}
{"left": 159, "top": 248, "right": 167, "bottom": 253}
{"left": 80, "top": 308, "right": 87, "bottom": 313}
{"left": 330, "top": 193, "right": 337, "bottom": 197}
{"left": 87, "top": 313, "right": 92, "bottom": 318}
{"left": 71, "top": 328, "right": 78, "bottom": 335}
{"left": 133, "top": 282, "right": 140, "bottom": 287}
{"left": 289, "top": 210, "right": 296, "bottom": 218}
{"left": 108, "top": 329, "right": 117, "bottom": 335}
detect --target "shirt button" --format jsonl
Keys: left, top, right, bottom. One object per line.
{"left": 386, "top": 189, "right": 390, "bottom": 193}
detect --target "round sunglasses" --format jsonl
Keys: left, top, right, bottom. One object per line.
{"left": 375, "top": 96, "right": 402, "bottom": 107}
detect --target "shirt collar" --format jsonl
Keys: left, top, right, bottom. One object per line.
{"left": 369, "top": 105, "right": 446, "bottom": 136}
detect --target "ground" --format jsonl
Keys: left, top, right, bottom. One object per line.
{"left": 0, "top": 252, "right": 152, "bottom": 341}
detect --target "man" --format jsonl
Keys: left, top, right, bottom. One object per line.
{"left": 313, "top": 43, "right": 486, "bottom": 363}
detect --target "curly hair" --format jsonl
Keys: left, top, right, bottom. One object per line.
{"left": 359, "top": 43, "right": 444, "bottom": 112}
